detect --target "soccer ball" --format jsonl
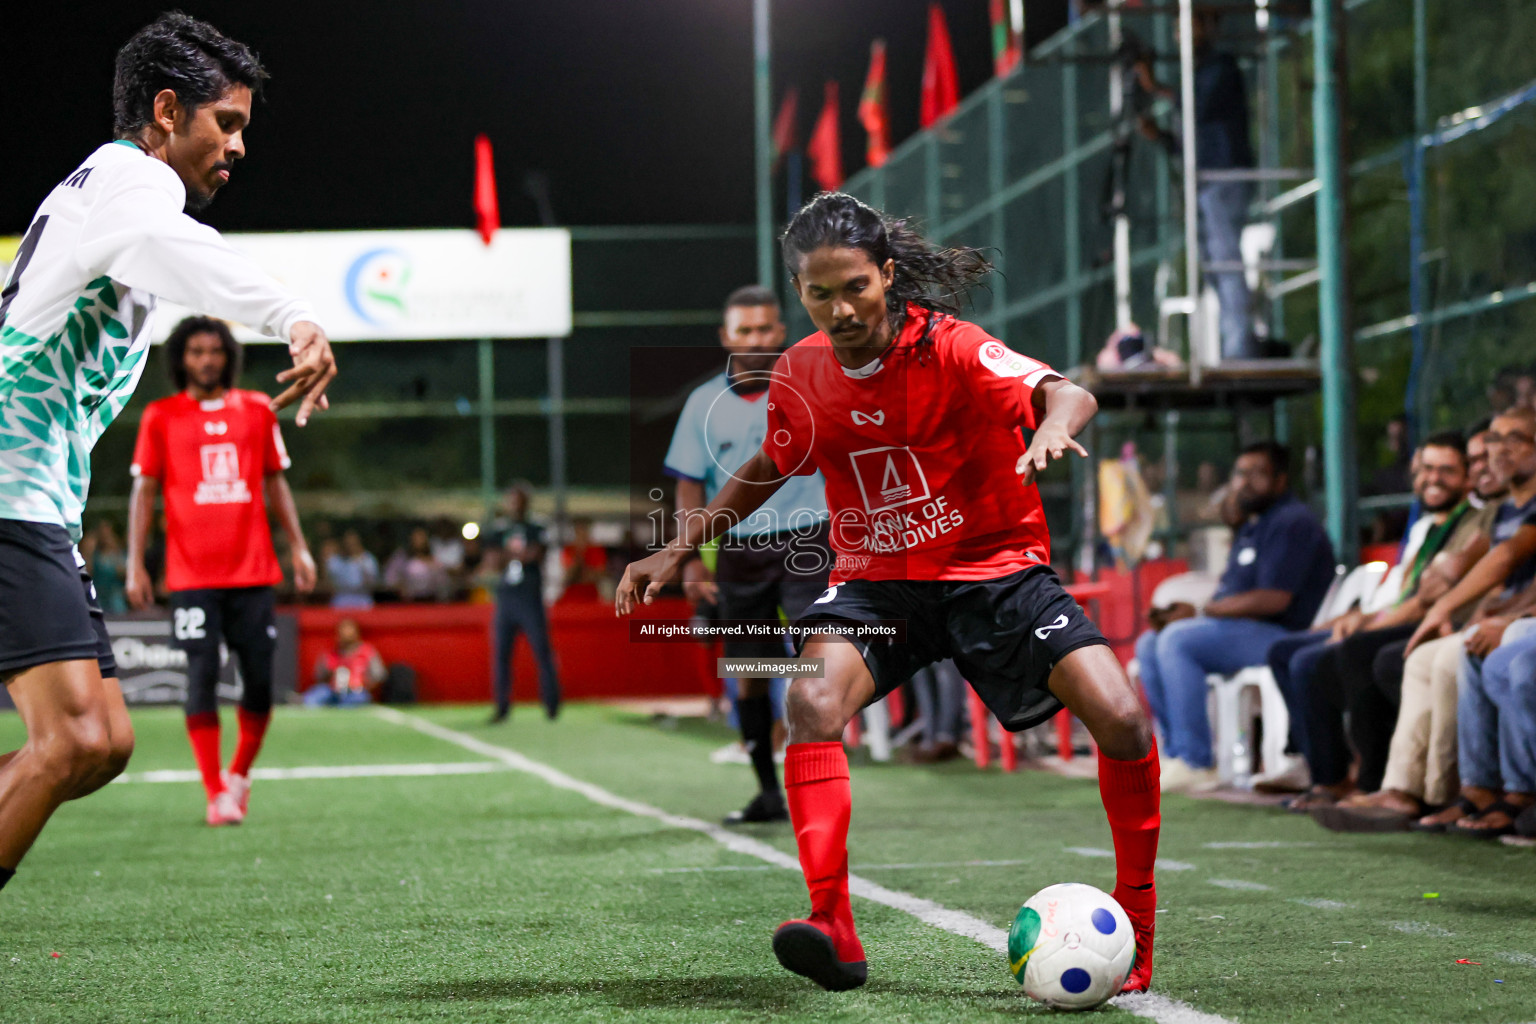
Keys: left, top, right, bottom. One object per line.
{"left": 1007, "top": 882, "right": 1135, "bottom": 1010}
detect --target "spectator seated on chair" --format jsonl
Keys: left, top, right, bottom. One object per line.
{"left": 1400, "top": 409, "right": 1536, "bottom": 833}
{"left": 1328, "top": 424, "right": 1508, "bottom": 824}
{"left": 1441, "top": 615, "right": 1536, "bottom": 837}
{"left": 306, "top": 618, "right": 387, "bottom": 708}
{"left": 1135, "top": 441, "right": 1334, "bottom": 793}
{"left": 1269, "top": 433, "right": 1472, "bottom": 812}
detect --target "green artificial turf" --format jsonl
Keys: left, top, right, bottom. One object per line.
{"left": 1, "top": 704, "right": 1533, "bottom": 1023}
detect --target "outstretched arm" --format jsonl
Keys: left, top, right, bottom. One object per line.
{"left": 1017, "top": 378, "right": 1097, "bottom": 487}
{"left": 615, "top": 447, "right": 788, "bottom": 615}
{"left": 76, "top": 164, "right": 336, "bottom": 423}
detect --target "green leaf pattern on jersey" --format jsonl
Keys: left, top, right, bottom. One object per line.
{"left": 0, "top": 275, "right": 148, "bottom": 540}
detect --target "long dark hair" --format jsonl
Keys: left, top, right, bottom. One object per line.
{"left": 165, "top": 315, "right": 241, "bottom": 392}
{"left": 780, "top": 192, "right": 992, "bottom": 332}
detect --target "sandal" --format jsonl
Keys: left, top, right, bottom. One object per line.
{"left": 1449, "top": 800, "right": 1528, "bottom": 839}
{"left": 1409, "top": 795, "right": 1480, "bottom": 834}
{"left": 1517, "top": 804, "right": 1536, "bottom": 839}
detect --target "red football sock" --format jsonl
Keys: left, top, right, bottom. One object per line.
{"left": 783, "top": 741, "right": 864, "bottom": 964}
{"left": 229, "top": 708, "right": 271, "bottom": 779}
{"left": 1098, "top": 739, "right": 1160, "bottom": 986}
{"left": 185, "top": 712, "right": 224, "bottom": 803}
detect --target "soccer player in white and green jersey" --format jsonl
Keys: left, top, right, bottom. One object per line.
{"left": 0, "top": 12, "right": 337, "bottom": 892}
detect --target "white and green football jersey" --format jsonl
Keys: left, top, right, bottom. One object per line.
{"left": 0, "top": 141, "right": 315, "bottom": 540}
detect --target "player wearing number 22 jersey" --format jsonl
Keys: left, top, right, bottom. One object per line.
{"left": 130, "top": 316, "right": 315, "bottom": 827}
{"left": 617, "top": 193, "right": 1160, "bottom": 995}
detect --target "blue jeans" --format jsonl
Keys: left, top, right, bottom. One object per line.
{"left": 1198, "top": 180, "right": 1255, "bottom": 359}
{"left": 1457, "top": 619, "right": 1536, "bottom": 793}
{"left": 1136, "top": 616, "right": 1293, "bottom": 768}
{"left": 305, "top": 686, "right": 372, "bottom": 707}
{"left": 723, "top": 676, "right": 788, "bottom": 729}
{"left": 1265, "top": 629, "right": 1332, "bottom": 758}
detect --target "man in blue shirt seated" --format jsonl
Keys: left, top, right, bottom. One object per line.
{"left": 1136, "top": 442, "right": 1336, "bottom": 791}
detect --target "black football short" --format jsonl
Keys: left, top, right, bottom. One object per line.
{"left": 169, "top": 587, "right": 277, "bottom": 717}
{"left": 167, "top": 587, "right": 276, "bottom": 657}
{"left": 793, "top": 565, "right": 1107, "bottom": 732}
{"left": 715, "top": 521, "right": 832, "bottom": 659}
{"left": 0, "top": 519, "right": 116, "bottom": 679}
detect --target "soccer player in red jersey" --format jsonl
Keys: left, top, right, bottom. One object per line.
{"left": 617, "top": 193, "right": 1160, "bottom": 994}
{"left": 126, "top": 316, "right": 316, "bottom": 825}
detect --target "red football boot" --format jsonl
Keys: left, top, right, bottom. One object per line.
{"left": 772, "top": 915, "right": 867, "bottom": 991}
{"left": 1115, "top": 883, "right": 1156, "bottom": 993}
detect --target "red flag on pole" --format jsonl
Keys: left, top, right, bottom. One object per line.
{"left": 807, "top": 80, "right": 843, "bottom": 191}
{"left": 990, "top": 0, "right": 1022, "bottom": 78}
{"left": 920, "top": 3, "right": 960, "bottom": 128}
{"left": 859, "top": 40, "right": 891, "bottom": 168}
{"left": 771, "top": 87, "right": 799, "bottom": 172}
{"left": 473, "top": 134, "right": 500, "bottom": 246}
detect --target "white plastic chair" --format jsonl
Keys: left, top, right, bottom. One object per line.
{"left": 1204, "top": 563, "right": 1388, "bottom": 788}
{"left": 1208, "top": 665, "right": 1290, "bottom": 786}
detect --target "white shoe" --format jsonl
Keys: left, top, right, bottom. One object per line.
{"left": 1185, "top": 767, "right": 1222, "bottom": 793}
{"left": 709, "top": 742, "right": 750, "bottom": 765}
{"left": 1251, "top": 756, "right": 1310, "bottom": 794}
{"left": 206, "top": 790, "right": 244, "bottom": 827}
{"left": 1160, "top": 759, "right": 1221, "bottom": 794}
{"left": 222, "top": 770, "right": 252, "bottom": 815}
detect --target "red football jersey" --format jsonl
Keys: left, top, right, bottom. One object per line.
{"left": 130, "top": 389, "right": 290, "bottom": 592}
{"left": 763, "top": 305, "right": 1059, "bottom": 583}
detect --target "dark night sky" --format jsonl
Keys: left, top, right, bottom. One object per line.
{"left": 2, "top": 1, "right": 1068, "bottom": 235}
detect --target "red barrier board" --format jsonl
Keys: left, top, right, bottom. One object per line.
{"left": 289, "top": 599, "right": 716, "bottom": 704}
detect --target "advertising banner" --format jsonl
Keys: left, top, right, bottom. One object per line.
{"left": 100, "top": 613, "right": 298, "bottom": 706}
{"left": 148, "top": 228, "right": 573, "bottom": 342}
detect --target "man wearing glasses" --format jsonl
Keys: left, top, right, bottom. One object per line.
{"left": 1406, "top": 406, "right": 1536, "bottom": 835}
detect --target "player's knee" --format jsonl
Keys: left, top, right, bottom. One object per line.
{"left": 786, "top": 677, "right": 849, "bottom": 743}
{"left": 1099, "top": 697, "right": 1153, "bottom": 761}
{"left": 34, "top": 717, "right": 114, "bottom": 793}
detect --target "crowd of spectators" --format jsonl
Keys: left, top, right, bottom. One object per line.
{"left": 1132, "top": 398, "right": 1536, "bottom": 844}
{"left": 98, "top": 513, "right": 627, "bottom": 611}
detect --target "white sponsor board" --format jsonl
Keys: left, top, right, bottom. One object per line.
{"left": 147, "top": 228, "right": 572, "bottom": 342}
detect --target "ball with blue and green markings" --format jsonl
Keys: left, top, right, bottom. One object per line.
{"left": 1008, "top": 882, "right": 1135, "bottom": 1010}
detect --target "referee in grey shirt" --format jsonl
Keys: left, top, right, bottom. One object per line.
{"left": 664, "top": 286, "right": 832, "bottom": 824}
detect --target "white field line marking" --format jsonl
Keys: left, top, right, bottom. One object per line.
{"left": 1065, "top": 846, "right": 1115, "bottom": 858}
{"left": 1497, "top": 951, "right": 1536, "bottom": 967}
{"left": 1202, "top": 841, "right": 1318, "bottom": 850}
{"left": 374, "top": 708, "right": 1238, "bottom": 1024}
{"left": 1156, "top": 859, "right": 1196, "bottom": 872}
{"left": 1390, "top": 921, "right": 1454, "bottom": 938}
{"left": 113, "top": 761, "right": 506, "bottom": 784}
{"left": 1206, "top": 879, "right": 1271, "bottom": 891}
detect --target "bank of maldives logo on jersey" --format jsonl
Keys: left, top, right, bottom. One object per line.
{"left": 849, "top": 445, "right": 932, "bottom": 513}
{"left": 196, "top": 443, "right": 251, "bottom": 505}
